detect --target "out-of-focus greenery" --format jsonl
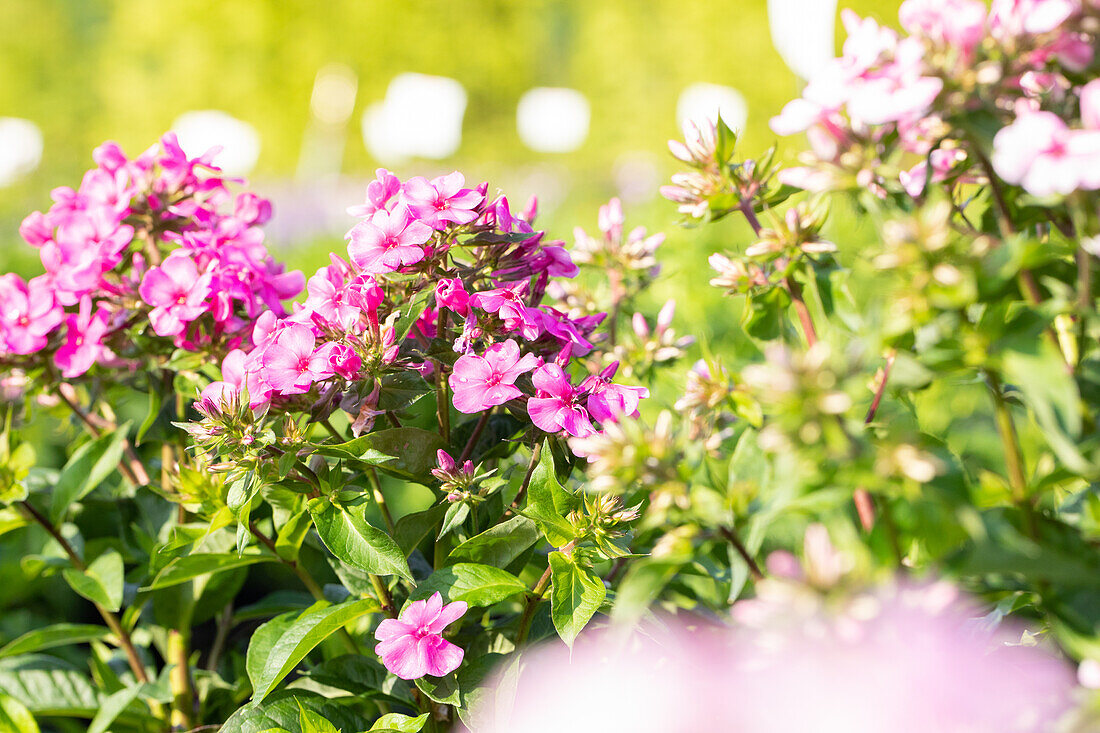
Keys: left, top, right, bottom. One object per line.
{"left": 0, "top": 0, "right": 897, "bottom": 329}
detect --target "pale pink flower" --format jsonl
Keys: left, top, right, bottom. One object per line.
{"left": 992, "top": 111, "right": 1100, "bottom": 196}
{"left": 374, "top": 592, "right": 467, "bottom": 680}
{"left": 1080, "top": 79, "right": 1100, "bottom": 130}
{"left": 899, "top": 0, "right": 987, "bottom": 52}
{"left": 0, "top": 274, "right": 63, "bottom": 355}
{"left": 139, "top": 255, "right": 213, "bottom": 337}
{"left": 347, "top": 204, "right": 433, "bottom": 274}
{"left": 528, "top": 363, "right": 595, "bottom": 437}
{"left": 449, "top": 339, "right": 540, "bottom": 414}
{"left": 401, "top": 172, "right": 483, "bottom": 230}
{"left": 199, "top": 348, "right": 248, "bottom": 406}
{"left": 348, "top": 168, "right": 401, "bottom": 218}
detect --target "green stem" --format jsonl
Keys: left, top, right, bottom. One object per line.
{"left": 515, "top": 562, "right": 554, "bottom": 647}
{"left": 459, "top": 411, "right": 492, "bottom": 463}
{"left": 366, "top": 467, "right": 396, "bottom": 535}
{"left": 719, "top": 526, "right": 763, "bottom": 581}
{"left": 507, "top": 442, "right": 542, "bottom": 515}
{"left": 370, "top": 574, "right": 397, "bottom": 618}
{"left": 986, "top": 373, "right": 1038, "bottom": 538}
{"left": 167, "top": 629, "right": 194, "bottom": 730}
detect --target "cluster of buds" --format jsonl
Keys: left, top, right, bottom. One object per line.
{"left": 611, "top": 300, "right": 694, "bottom": 380}
{"left": 660, "top": 118, "right": 793, "bottom": 224}
{"left": 743, "top": 202, "right": 835, "bottom": 261}
{"left": 569, "top": 410, "right": 680, "bottom": 495}
{"left": 572, "top": 198, "right": 663, "bottom": 281}
{"left": 674, "top": 359, "right": 759, "bottom": 453}
{"left": 431, "top": 449, "right": 493, "bottom": 502}
{"left": 180, "top": 386, "right": 272, "bottom": 454}
{"left": 566, "top": 493, "right": 641, "bottom": 559}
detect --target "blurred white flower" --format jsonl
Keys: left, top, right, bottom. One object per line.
{"left": 362, "top": 73, "right": 467, "bottom": 163}
{"left": 676, "top": 83, "right": 747, "bottom": 137}
{"left": 768, "top": 0, "right": 839, "bottom": 82}
{"left": 0, "top": 118, "right": 43, "bottom": 186}
{"left": 172, "top": 110, "right": 261, "bottom": 176}
{"left": 517, "top": 87, "right": 591, "bottom": 153}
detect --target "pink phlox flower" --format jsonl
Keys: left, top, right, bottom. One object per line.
{"left": 992, "top": 110, "right": 1100, "bottom": 196}
{"left": 198, "top": 348, "right": 248, "bottom": 407}
{"left": 139, "top": 255, "right": 214, "bottom": 337}
{"left": 452, "top": 312, "right": 483, "bottom": 355}
{"left": 374, "top": 592, "right": 467, "bottom": 680}
{"left": 469, "top": 282, "right": 542, "bottom": 340}
{"left": 55, "top": 296, "right": 112, "bottom": 378}
{"left": 1081, "top": 79, "right": 1100, "bottom": 130}
{"left": 19, "top": 211, "right": 53, "bottom": 247}
{"left": 990, "top": 0, "right": 1078, "bottom": 38}
{"left": 234, "top": 193, "right": 272, "bottom": 225}
{"left": 449, "top": 338, "right": 540, "bottom": 414}
{"left": 436, "top": 278, "right": 471, "bottom": 317}
{"left": 413, "top": 305, "right": 439, "bottom": 340}
{"left": 899, "top": 0, "right": 987, "bottom": 53}
{"left": 899, "top": 148, "right": 968, "bottom": 197}
{"left": 260, "top": 324, "right": 325, "bottom": 395}
{"left": 347, "top": 204, "right": 433, "bottom": 274}
{"left": 481, "top": 195, "right": 535, "bottom": 235}
{"left": 348, "top": 168, "right": 402, "bottom": 218}
{"left": 531, "top": 242, "right": 580, "bottom": 278}
{"left": 0, "top": 274, "right": 63, "bottom": 355}
{"left": 401, "top": 171, "right": 483, "bottom": 230}
{"left": 536, "top": 307, "right": 595, "bottom": 356}
{"left": 528, "top": 363, "right": 596, "bottom": 437}
{"left": 305, "top": 264, "right": 363, "bottom": 331}
{"left": 157, "top": 132, "right": 221, "bottom": 190}
{"left": 580, "top": 361, "right": 649, "bottom": 422}
{"left": 598, "top": 198, "right": 624, "bottom": 240}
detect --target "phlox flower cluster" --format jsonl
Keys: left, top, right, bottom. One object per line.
{"left": 763, "top": 0, "right": 1100, "bottom": 199}
{"left": 3, "top": 133, "right": 303, "bottom": 378}
{"left": 200, "top": 169, "right": 648, "bottom": 447}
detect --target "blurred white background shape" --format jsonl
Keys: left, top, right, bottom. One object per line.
{"left": 516, "top": 87, "right": 590, "bottom": 153}
{"left": 362, "top": 73, "right": 467, "bottom": 164}
{"left": 767, "top": 0, "right": 838, "bottom": 82}
{"left": 172, "top": 110, "right": 261, "bottom": 176}
{"left": 676, "top": 83, "right": 748, "bottom": 136}
{"left": 0, "top": 118, "right": 43, "bottom": 187}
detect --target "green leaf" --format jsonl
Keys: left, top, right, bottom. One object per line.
{"left": 62, "top": 549, "right": 123, "bottom": 611}
{"left": 0, "top": 694, "right": 38, "bottom": 733}
{"left": 410, "top": 563, "right": 526, "bottom": 607}
{"left": 438, "top": 502, "right": 469, "bottom": 539}
{"left": 247, "top": 599, "right": 380, "bottom": 702}
{"left": 221, "top": 691, "right": 373, "bottom": 733}
{"left": 313, "top": 428, "right": 448, "bottom": 484}
{"left": 548, "top": 551, "right": 605, "bottom": 647}
{"left": 378, "top": 371, "right": 432, "bottom": 412}
{"left": 49, "top": 422, "right": 133, "bottom": 522}
{"left": 369, "top": 713, "right": 428, "bottom": 732}
{"left": 0, "top": 624, "right": 109, "bottom": 659}
{"left": 142, "top": 552, "right": 273, "bottom": 590}
{"left": 87, "top": 683, "right": 149, "bottom": 733}
{"left": 447, "top": 516, "right": 538, "bottom": 567}
{"left": 298, "top": 705, "right": 340, "bottom": 733}
{"left": 714, "top": 112, "right": 738, "bottom": 164}
{"left": 310, "top": 500, "right": 413, "bottom": 582}
{"left": 0, "top": 655, "right": 103, "bottom": 718}
{"left": 136, "top": 388, "right": 162, "bottom": 446}
{"left": 521, "top": 443, "right": 577, "bottom": 545}
{"left": 393, "top": 504, "right": 447, "bottom": 557}
{"left": 392, "top": 288, "right": 433, "bottom": 343}
{"left": 275, "top": 510, "right": 313, "bottom": 562}
{"left": 0, "top": 508, "right": 29, "bottom": 539}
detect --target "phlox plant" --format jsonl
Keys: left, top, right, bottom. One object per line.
{"left": 6, "top": 0, "right": 1100, "bottom": 730}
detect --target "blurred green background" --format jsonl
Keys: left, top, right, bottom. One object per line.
{"left": 0, "top": 0, "right": 899, "bottom": 348}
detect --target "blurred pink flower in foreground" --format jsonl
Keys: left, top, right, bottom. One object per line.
{"left": 468, "top": 581, "right": 1075, "bottom": 732}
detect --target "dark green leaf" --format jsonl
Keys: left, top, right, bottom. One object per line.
{"left": 393, "top": 504, "right": 447, "bottom": 557}
{"left": 142, "top": 553, "right": 273, "bottom": 590}
{"left": 62, "top": 548, "right": 123, "bottom": 611}
{"left": 438, "top": 502, "right": 469, "bottom": 539}
{"left": 312, "top": 428, "right": 447, "bottom": 484}
{"left": 220, "top": 691, "right": 373, "bottom": 733}
{"left": 310, "top": 500, "right": 413, "bottom": 581}
{"left": 49, "top": 422, "right": 133, "bottom": 522}
{"left": 0, "top": 624, "right": 109, "bottom": 659}
{"left": 447, "top": 516, "right": 538, "bottom": 567}
{"left": 0, "top": 655, "right": 103, "bottom": 718}
{"left": 246, "top": 599, "right": 380, "bottom": 702}
{"left": 410, "top": 563, "right": 526, "bottom": 607}
{"left": 522, "top": 442, "right": 577, "bottom": 545}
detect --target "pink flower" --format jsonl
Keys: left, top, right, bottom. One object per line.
{"left": 899, "top": 0, "right": 987, "bottom": 52}
{"left": 348, "top": 168, "right": 401, "bottom": 218}
{"left": 580, "top": 362, "right": 649, "bottom": 422}
{"left": 0, "top": 274, "right": 63, "bottom": 355}
{"left": 260, "top": 325, "right": 324, "bottom": 395}
{"left": 401, "top": 172, "right": 483, "bottom": 230}
{"left": 139, "top": 255, "right": 213, "bottom": 337}
{"left": 435, "top": 278, "right": 470, "bottom": 317}
{"left": 449, "top": 339, "right": 540, "bottom": 414}
{"left": 55, "top": 297, "right": 111, "bottom": 378}
{"left": 19, "top": 211, "right": 53, "bottom": 247}
{"left": 347, "top": 205, "right": 433, "bottom": 274}
{"left": 199, "top": 348, "right": 248, "bottom": 406}
{"left": 374, "top": 592, "right": 467, "bottom": 680}
{"left": 1081, "top": 79, "right": 1100, "bottom": 130}
{"left": 992, "top": 111, "right": 1100, "bottom": 196}
{"left": 313, "top": 342, "right": 362, "bottom": 380}
{"left": 469, "top": 282, "right": 542, "bottom": 339}
{"left": 305, "top": 264, "right": 362, "bottom": 331}
{"left": 528, "top": 363, "right": 595, "bottom": 437}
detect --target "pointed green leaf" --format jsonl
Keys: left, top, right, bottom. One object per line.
{"left": 247, "top": 599, "right": 380, "bottom": 702}
{"left": 0, "top": 624, "right": 109, "bottom": 659}
{"left": 49, "top": 422, "right": 133, "bottom": 522}
{"left": 0, "top": 694, "right": 38, "bottom": 733}
{"left": 438, "top": 502, "right": 469, "bottom": 539}
{"left": 310, "top": 501, "right": 413, "bottom": 582}
{"left": 369, "top": 713, "right": 428, "bottom": 732}
{"left": 220, "top": 691, "right": 373, "bottom": 733}
{"left": 522, "top": 443, "right": 577, "bottom": 545}
{"left": 410, "top": 563, "right": 526, "bottom": 607}
{"left": 447, "top": 516, "right": 538, "bottom": 568}
{"left": 62, "top": 549, "right": 123, "bottom": 611}
{"left": 142, "top": 553, "right": 273, "bottom": 590}
{"left": 548, "top": 551, "right": 605, "bottom": 647}
{"left": 312, "top": 428, "right": 447, "bottom": 484}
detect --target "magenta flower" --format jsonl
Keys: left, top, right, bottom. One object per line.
{"left": 528, "top": 363, "right": 596, "bottom": 437}
{"left": 580, "top": 362, "right": 649, "bottom": 422}
{"left": 401, "top": 172, "right": 484, "bottom": 230}
{"left": 374, "top": 592, "right": 467, "bottom": 680}
{"left": 449, "top": 339, "right": 540, "bottom": 414}
{"left": 469, "top": 282, "right": 542, "bottom": 339}
{"left": 0, "top": 274, "right": 63, "bottom": 355}
{"left": 55, "top": 297, "right": 112, "bottom": 378}
{"left": 313, "top": 342, "right": 362, "bottom": 380}
{"left": 348, "top": 168, "right": 401, "bottom": 218}
{"left": 435, "top": 278, "right": 470, "bottom": 317}
{"left": 139, "top": 255, "right": 213, "bottom": 337}
{"left": 199, "top": 348, "right": 248, "bottom": 408}
{"left": 259, "top": 325, "right": 324, "bottom": 395}
{"left": 347, "top": 205, "right": 433, "bottom": 274}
